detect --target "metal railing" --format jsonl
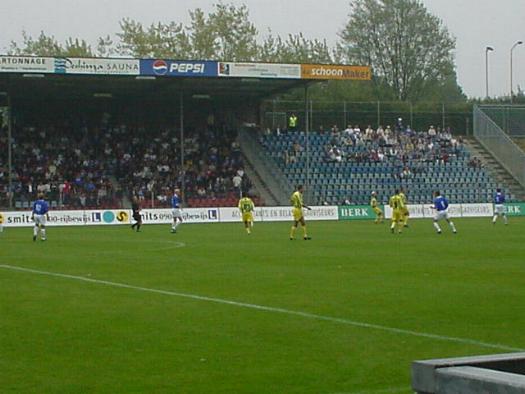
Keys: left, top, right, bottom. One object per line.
{"left": 261, "top": 100, "right": 472, "bottom": 135}
{"left": 474, "top": 105, "right": 525, "bottom": 187}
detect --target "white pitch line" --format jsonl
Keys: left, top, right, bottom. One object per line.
{"left": 0, "top": 264, "right": 522, "bottom": 352}
{"left": 332, "top": 386, "right": 411, "bottom": 394}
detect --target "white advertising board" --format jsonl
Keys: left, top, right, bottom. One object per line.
{"left": 54, "top": 57, "right": 140, "bottom": 75}
{"left": 218, "top": 62, "right": 301, "bottom": 79}
{"left": 0, "top": 209, "right": 131, "bottom": 227}
{"left": 0, "top": 204, "right": 496, "bottom": 228}
{"left": 385, "top": 204, "right": 487, "bottom": 219}
{"left": 138, "top": 208, "right": 219, "bottom": 224}
{"left": 219, "top": 206, "right": 337, "bottom": 222}
{"left": 460, "top": 203, "right": 493, "bottom": 217}
{"left": 0, "top": 56, "right": 55, "bottom": 73}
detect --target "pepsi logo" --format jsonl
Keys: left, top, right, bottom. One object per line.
{"left": 152, "top": 60, "right": 168, "bottom": 75}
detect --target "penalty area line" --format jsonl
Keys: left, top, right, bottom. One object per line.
{"left": 0, "top": 263, "right": 522, "bottom": 353}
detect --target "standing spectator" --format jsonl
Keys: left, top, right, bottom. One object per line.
{"left": 288, "top": 113, "right": 298, "bottom": 132}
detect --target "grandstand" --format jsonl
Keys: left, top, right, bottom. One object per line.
{"left": 1, "top": 56, "right": 524, "bottom": 211}
{"left": 255, "top": 128, "right": 515, "bottom": 205}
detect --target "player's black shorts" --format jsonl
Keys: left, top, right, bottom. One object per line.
{"left": 133, "top": 213, "right": 141, "bottom": 221}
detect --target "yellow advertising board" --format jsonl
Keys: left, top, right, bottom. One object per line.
{"left": 301, "top": 64, "right": 371, "bottom": 80}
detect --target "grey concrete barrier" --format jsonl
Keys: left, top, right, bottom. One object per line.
{"left": 412, "top": 352, "right": 525, "bottom": 393}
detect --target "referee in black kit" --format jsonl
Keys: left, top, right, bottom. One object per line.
{"left": 131, "top": 196, "right": 142, "bottom": 232}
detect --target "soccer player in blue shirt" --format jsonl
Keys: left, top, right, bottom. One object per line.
{"left": 31, "top": 192, "right": 50, "bottom": 241}
{"left": 432, "top": 191, "right": 457, "bottom": 234}
{"left": 492, "top": 188, "right": 508, "bottom": 225}
{"left": 171, "top": 188, "right": 183, "bottom": 233}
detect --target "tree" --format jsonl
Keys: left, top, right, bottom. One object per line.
{"left": 116, "top": 18, "right": 191, "bottom": 58}
{"left": 259, "top": 32, "right": 333, "bottom": 64}
{"left": 9, "top": 31, "right": 94, "bottom": 57}
{"left": 338, "top": 0, "right": 459, "bottom": 101}
{"left": 114, "top": 3, "right": 258, "bottom": 61}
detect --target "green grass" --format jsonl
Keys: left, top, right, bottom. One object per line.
{"left": 1, "top": 218, "right": 524, "bottom": 393}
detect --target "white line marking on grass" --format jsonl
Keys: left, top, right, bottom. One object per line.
{"left": 0, "top": 264, "right": 522, "bottom": 352}
{"left": 332, "top": 386, "right": 410, "bottom": 394}
{"left": 353, "top": 386, "right": 411, "bottom": 394}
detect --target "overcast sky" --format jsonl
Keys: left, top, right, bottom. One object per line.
{"left": 1, "top": 0, "right": 524, "bottom": 98}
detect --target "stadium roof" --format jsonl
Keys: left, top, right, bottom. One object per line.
{"left": 0, "top": 56, "right": 371, "bottom": 106}
{"left": 0, "top": 72, "right": 311, "bottom": 105}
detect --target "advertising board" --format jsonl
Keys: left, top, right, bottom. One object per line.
{"left": 0, "top": 210, "right": 127, "bottom": 227}
{"left": 218, "top": 62, "right": 301, "bottom": 79}
{"left": 338, "top": 205, "right": 375, "bottom": 220}
{"left": 460, "top": 203, "right": 493, "bottom": 217}
{"left": 54, "top": 58, "right": 139, "bottom": 75}
{"left": 301, "top": 64, "right": 371, "bottom": 80}
{"left": 138, "top": 208, "right": 219, "bottom": 224}
{"left": 0, "top": 56, "right": 55, "bottom": 73}
{"left": 504, "top": 202, "right": 525, "bottom": 216}
{"left": 140, "top": 59, "right": 217, "bottom": 77}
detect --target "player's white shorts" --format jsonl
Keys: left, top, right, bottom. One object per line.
{"left": 172, "top": 208, "right": 182, "bottom": 219}
{"left": 33, "top": 214, "right": 47, "bottom": 226}
{"left": 434, "top": 209, "right": 449, "bottom": 221}
{"left": 494, "top": 204, "right": 505, "bottom": 215}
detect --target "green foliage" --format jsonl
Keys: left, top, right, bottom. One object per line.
{"left": 338, "top": 0, "right": 460, "bottom": 101}
{"left": 116, "top": 18, "right": 190, "bottom": 58}
{"left": 9, "top": 31, "right": 93, "bottom": 57}
{"left": 115, "top": 3, "right": 258, "bottom": 61}
{"left": 259, "top": 32, "right": 333, "bottom": 63}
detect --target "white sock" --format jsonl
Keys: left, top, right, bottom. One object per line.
{"left": 33, "top": 226, "right": 39, "bottom": 237}
{"left": 503, "top": 215, "right": 508, "bottom": 225}
{"left": 433, "top": 222, "right": 441, "bottom": 232}
{"left": 449, "top": 221, "right": 457, "bottom": 232}
{"left": 174, "top": 221, "right": 181, "bottom": 230}
{"left": 41, "top": 229, "right": 46, "bottom": 239}
{"left": 492, "top": 215, "right": 497, "bottom": 223}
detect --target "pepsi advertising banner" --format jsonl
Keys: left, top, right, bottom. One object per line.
{"left": 140, "top": 59, "right": 218, "bottom": 77}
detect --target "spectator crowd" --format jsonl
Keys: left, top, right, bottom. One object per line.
{"left": 0, "top": 118, "right": 254, "bottom": 209}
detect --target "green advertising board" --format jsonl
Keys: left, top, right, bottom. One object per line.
{"left": 505, "top": 203, "right": 525, "bottom": 216}
{"left": 338, "top": 205, "right": 378, "bottom": 220}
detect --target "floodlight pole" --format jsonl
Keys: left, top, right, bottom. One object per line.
{"left": 179, "top": 90, "right": 185, "bottom": 200}
{"left": 485, "top": 46, "right": 494, "bottom": 99}
{"left": 304, "top": 84, "right": 310, "bottom": 202}
{"left": 510, "top": 41, "right": 523, "bottom": 104}
{"left": 7, "top": 93, "right": 13, "bottom": 209}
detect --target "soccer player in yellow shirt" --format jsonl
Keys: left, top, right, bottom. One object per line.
{"left": 290, "top": 185, "right": 312, "bottom": 240}
{"left": 370, "top": 191, "right": 383, "bottom": 224}
{"left": 399, "top": 187, "right": 409, "bottom": 227}
{"left": 238, "top": 195, "right": 255, "bottom": 234}
{"left": 389, "top": 190, "right": 405, "bottom": 234}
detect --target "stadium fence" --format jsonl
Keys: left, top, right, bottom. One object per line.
{"left": 261, "top": 100, "right": 472, "bottom": 134}
{"left": 474, "top": 105, "right": 525, "bottom": 188}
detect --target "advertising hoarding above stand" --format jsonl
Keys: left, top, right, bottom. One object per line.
{"left": 54, "top": 58, "right": 140, "bottom": 75}
{"left": 0, "top": 55, "right": 372, "bottom": 80}
{"left": 218, "top": 62, "right": 301, "bottom": 79}
{"left": 301, "top": 64, "right": 371, "bottom": 80}
{"left": 0, "top": 56, "right": 55, "bottom": 73}
{"left": 140, "top": 59, "right": 218, "bottom": 77}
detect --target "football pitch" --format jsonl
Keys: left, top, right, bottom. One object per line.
{"left": 1, "top": 218, "right": 524, "bottom": 393}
